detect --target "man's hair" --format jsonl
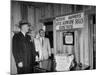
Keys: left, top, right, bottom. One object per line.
{"left": 19, "top": 22, "right": 30, "bottom": 29}
{"left": 39, "top": 29, "right": 44, "bottom": 33}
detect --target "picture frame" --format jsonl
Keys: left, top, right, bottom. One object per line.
{"left": 63, "top": 32, "right": 74, "bottom": 45}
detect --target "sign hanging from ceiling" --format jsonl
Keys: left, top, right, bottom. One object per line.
{"left": 55, "top": 12, "right": 84, "bottom": 30}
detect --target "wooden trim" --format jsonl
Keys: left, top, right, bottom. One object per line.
{"left": 88, "top": 15, "right": 94, "bottom": 69}
{"left": 53, "top": 20, "right": 56, "bottom": 55}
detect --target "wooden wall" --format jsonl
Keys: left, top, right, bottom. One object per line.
{"left": 79, "top": 14, "right": 89, "bottom": 66}
{"left": 11, "top": 1, "right": 91, "bottom": 33}
{"left": 11, "top": 1, "right": 21, "bottom": 74}
{"left": 11, "top": 1, "right": 21, "bottom": 33}
{"left": 11, "top": 1, "right": 92, "bottom": 32}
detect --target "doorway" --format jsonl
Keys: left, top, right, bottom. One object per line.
{"left": 44, "top": 21, "right": 54, "bottom": 59}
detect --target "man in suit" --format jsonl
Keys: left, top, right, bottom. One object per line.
{"left": 38, "top": 29, "right": 51, "bottom": 60}
{"left": 12, "top": 22, "right": 36, "bottom": 74}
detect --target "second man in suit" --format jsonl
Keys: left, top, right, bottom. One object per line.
{"left": 38, "top": 29, "right": 51, "bottom": 60}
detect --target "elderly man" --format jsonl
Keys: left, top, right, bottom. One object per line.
{"left": 12, "top": 22, "right": 35, "bottom": 74}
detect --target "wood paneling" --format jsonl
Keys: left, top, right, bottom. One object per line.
{"left": 11, "top": 1, "right": 21, "bottom": 32}
{"left": 88, "top": 15, "right": 94, "bottom": 69}
{"left": 27, "top": 6, "right": 35, "bottom": 27}
{"left": 84, "top": 14, "right": 89, "bottom": 66}
{"left": 79, "top": 14, "right": 89, "bottom": 67}
{"left": 74, "top": 30, "right": 80, "bottom": 64}
{"left": 35, "top": 7, "right": 43, "bottom": 31}
{"left": 20, "top": 3, "right": 28, "bottom": 22}
{"left": 53, "top": 4, "right": 61, "bottom": 17}
{"left": 53, "top": 20, "right": 57, "bottom": 54}
{"left": 11, "top": 2, "right": 21, "bottom": 74}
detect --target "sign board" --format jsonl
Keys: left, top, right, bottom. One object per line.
{"left": 55, "top": 12, "right": 84, "bottom": 30}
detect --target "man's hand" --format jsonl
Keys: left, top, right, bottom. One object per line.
{"left": 18, "top": 62, "right": 23, "bottom": 68}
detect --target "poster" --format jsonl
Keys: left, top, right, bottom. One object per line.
{"left": 63, "top": 32, "right": 74, "bottom": 45}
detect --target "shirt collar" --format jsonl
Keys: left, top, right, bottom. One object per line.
{"left": 21, "top": 31, "right": 26, "bottom": 36}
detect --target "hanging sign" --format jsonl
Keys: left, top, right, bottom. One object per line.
{"left": 55, "top": 12, "right": 84, "bottom": 30}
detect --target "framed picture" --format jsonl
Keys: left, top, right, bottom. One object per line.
{"left": 63, "top": 32, "right": 74, "bottom": 45}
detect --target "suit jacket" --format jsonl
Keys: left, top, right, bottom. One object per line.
{"left": 12, "top": 32, "right": 36, "bottom": 69}
{"left": 36, "top": 37, "right": 51, "bottom": 60}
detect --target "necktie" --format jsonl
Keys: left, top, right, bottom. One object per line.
{"left": 42, "top": 38, "right": 44, "bottom": 47}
